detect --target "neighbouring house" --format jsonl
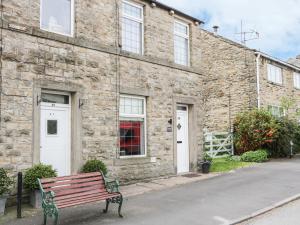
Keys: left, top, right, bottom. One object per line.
{"left": 200, "top": 30, "right": 300, "bottom": 132}
{"left": 0, "top": 0, "right": 205, "bottom": 184}
{"left": 1, "top": 0, "right": 300, "bottom": 190}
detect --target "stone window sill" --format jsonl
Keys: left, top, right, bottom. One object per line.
{"left": 113, "top": 157, "right": 154, "bottom": 166}
{"left": 267, "top": 81, "right": 284, "bottom": 87}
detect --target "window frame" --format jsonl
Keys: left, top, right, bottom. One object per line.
{"left": 119, "top": 94, "right": 147, "bottom": 158}
{"left": 268, "top": 105, "right": 285, "bottom": 118}
{"left": 294, "top": 72, "right": 300, "bottom": 89}
{"left": 121, "top": 0, "right": 144, "bottom": 55}
{"left": 40, "top": 0, "right": 75, "bottom": 37}
{"left": 267, "top": 64, "right": 283, "bottom": 85}
{"left": 174, "top": 20, "right": 190, "bottom": 66}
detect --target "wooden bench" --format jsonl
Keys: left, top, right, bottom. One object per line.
{"left": 38, "top": 172, "right": 123, "bottom": 225}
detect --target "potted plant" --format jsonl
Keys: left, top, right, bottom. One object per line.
{"left": 200, "top": 153, "right": 212, "bottom": 174}
{"left": 0, "top": 168, "right": 13, "bottom": 216}
{"left": 24, "top": 164, "right": 57, "bottom": 208}
{"left": 82, "top": 159, "right": 108, "bottom": 175}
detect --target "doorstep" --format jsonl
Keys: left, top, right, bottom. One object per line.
{"left": 120, "top": 172, "right": 220, "bottom": 198}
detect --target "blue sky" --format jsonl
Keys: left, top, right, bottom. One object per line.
{"left": 160, "top": 0, "right": 300, "bottom": 60}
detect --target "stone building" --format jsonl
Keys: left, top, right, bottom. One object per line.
{"left": 1, "top": 0, "right": 300, "bottom": 185}
{"left": 200, "top": 30, "right": 300, "bottom": 132}
{"left": 0, "top": 0, "right": 207, "bottom": 183}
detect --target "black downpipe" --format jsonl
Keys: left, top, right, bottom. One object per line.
{"left": 17, "top": 172, "right": 22, "bottom": 219}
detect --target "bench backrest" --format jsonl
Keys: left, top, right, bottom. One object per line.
{"left": 39, "top": 172, "right": 106, "bottom": 197}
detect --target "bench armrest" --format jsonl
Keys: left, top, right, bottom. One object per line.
{"left": 104, "top": 178, "right": 120, "bottom": 193}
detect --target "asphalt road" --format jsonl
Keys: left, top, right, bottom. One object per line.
{"left": 7, "top": 158, "right": 300, "bottom": 225}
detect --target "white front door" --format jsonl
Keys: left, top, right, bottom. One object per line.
{"left": 176, "top": 105, "right": 189, "bottom": 174}
{"left": 40, "top": 92, "right": 71, "bottom": 176}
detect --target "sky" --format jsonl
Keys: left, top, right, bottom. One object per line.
{"left": 160, "top": 0, "right": 300, "bottom": 60}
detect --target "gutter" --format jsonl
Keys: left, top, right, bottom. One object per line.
{"left": 256, "top": 53, "right": 261, "bottom": 109}
{"left": 256, "top": 51, "right": 300, "bottom": 72}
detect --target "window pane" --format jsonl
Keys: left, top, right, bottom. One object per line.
{"left": 47, "top": 120, "right": 57, "bottom": 135}
{"left": 42, "top": 93, "right": 69, "bottom": 104}
{"left": 41, "top": 0, "right": 72, "bottom": 35}
{"left": 120, "top": 120, "right": 145, "bottom": 156}
{"left": 123, "top": 2, "right": 142, "bottom": 19}
{"left": 268, "top": 64, "right": 282, "bottom": 84}
{"left": 122, "top": 17, "right": 142, "bottom": 54}
{"left": 174, "top": 35, "right": 188, "bottom": 66}
{"left": 174, "top": 22, "right": 188, "bottom": 35}
{"left": 120, "top": 96, "right": 144, "bottom": 115}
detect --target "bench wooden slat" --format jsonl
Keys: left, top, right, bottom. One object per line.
{"left": 44, "top": 180, "right": 105, "bottom": 192}
{"left": 56, "top": 193, "right": 120, "bottom": 209}
{"left": 56, "top": 192, "right": 117, "bottom": 206}
{"left": 41, "top": 172, "right": 101, "bottom": 184}
{"left": 54, "top": 185, "right": 107, "bottom": 197}
{"left": 55, "top": 189, "right": 101, "bottom": 201}
{"left": 42, "top": 176, "right": 102, "bottom": 188}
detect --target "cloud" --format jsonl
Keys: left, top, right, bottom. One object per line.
{"left": 159, "top": 0, "right": 300, "bottom": 60}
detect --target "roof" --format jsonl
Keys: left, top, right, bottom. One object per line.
{"left": 256, "top": 52, "right": 300, "bottom": 72}
{"left": 146, "top": 0, "right": 204, "bottom": 24}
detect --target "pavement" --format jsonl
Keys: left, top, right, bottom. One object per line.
{"left": 240, "top": 199, "right": 300, "bottom": 225}
{"left": 2, "top": 157, "right": 300, "bottom": 225}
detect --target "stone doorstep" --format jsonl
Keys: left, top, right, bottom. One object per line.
{"left": 120, "top": 172, "right": 220, "bottom": 198}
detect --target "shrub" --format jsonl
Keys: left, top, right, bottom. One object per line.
{"left": 234, "top": 109, "right": 278, "bottom": 155}
{"left": 267, "top": 118, "right": 300, "bottom": 157}
{"left": 0, "top": 168, "right": 13, "bottom": 196}
{"left": 24, "top": 164, "right": 57, "bottom": 191}
{"left": 241, "top": 150, "right": 268, "bottom": 163}
{"left": 82, "top": 160, "right": 108, "bottom": 175}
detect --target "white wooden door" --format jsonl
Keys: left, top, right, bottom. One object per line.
{"left": 176, "top": 105, "right": 189, "bottom": 174}
{"left": 40, "top": 93, "right": 71, "bottom": 176}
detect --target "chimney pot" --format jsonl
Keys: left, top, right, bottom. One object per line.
{"left": 213, "top": 25, "right": 219, "bottom": 35}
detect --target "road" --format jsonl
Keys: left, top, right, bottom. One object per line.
{"left": 8, "top": 158, "right": 300, "bottom": 225}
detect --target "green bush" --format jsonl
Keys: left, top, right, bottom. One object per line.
{"left": 0, "top": 168, "right": 13, "bottom": 196}
{"left": 82, "top": 159, "right": 107, "bottom": 175}
{"left": 24, "top": 164, "right": 57, "bottom": 191}
{"left": 234, "top": 109, "right": 278, "bottom": 155}
{"left": 267, "top": 118, "right": 300, "bottom": 157}
{"left": 241, "top": 150, "right": 268, "bottom": 163}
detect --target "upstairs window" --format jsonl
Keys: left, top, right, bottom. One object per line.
{"left": 119, "top": 95, "right": 146, "bottom": 157}
{"left": 122, "top": 1, "right": 144, "bottom": 55}
{"left": 268, "top": 105, "right": 285, "bottom": 118}
{"left": 294, "top": 72, "right": 300, "bottom": 89}
{"left": 174, "top": 21, "right": 189, "bottom": 66}
{"left": 267, "top": 64, "right": 282, "bottom": 84}
{"left": 40, "top": 0, "right": 74, "bottom": 36}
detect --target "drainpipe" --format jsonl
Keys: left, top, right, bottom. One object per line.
{"left": 256, "top": 53, "right": 261, "bottom": 109}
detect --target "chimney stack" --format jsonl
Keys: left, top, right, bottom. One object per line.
{"left": 213, "top": 25, "right": 219, "bottom": 35}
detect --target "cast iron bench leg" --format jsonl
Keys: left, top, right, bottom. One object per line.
{"left": 103, "top": 199, "right": 110, "bottom": 213}
{"left": 118, "top": 195, "right": 123, "bottom": 218}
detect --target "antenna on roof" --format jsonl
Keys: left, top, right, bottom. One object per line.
{"left": 236, "top": 20, "right": 259, "bottom": 45}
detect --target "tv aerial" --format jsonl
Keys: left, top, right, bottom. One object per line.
{"left": 236, "top": 20, "right": 260, "bottom": 45}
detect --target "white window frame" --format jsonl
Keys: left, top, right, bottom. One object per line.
{"left": 119, "top": 94, "right": 147, "bottom": 158}
{"left": 294, "top": 72, "right": 300, "bottom": 89}
{"left": 268, "top": 105, "right": 285, "bottom": 118}
{"left": 174, "top": 20, "right": 190, "bottom": 66}
{"left": 121, "top": 0, "right": 144, "bottom": 55}
{"left": 267, "top": 64, "right": 283, "bottom": 85}
{"left": 40, "top": 0, "right": 75, "bottom": 37}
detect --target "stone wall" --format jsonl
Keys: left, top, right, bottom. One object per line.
{"left": 259, "top": 57, "right": 300, "bottom": 119}
{"left": 199, "top": 30, "right": 258, "bottom": 132}
{"left": 0, "top": 0, "right": 205, "bottom": 185}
